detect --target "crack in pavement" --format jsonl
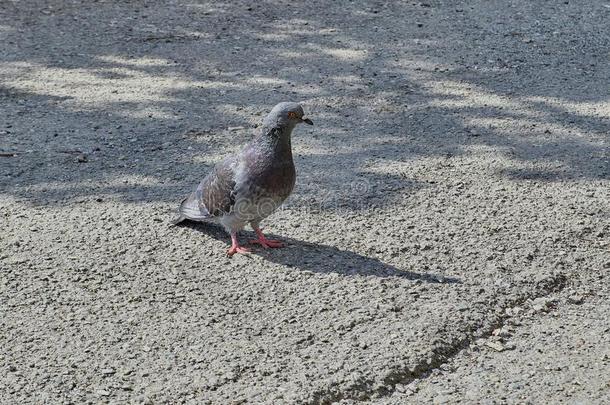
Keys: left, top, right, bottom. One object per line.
{"left": 308, "top": 273, "right": 568, "bottom": 404}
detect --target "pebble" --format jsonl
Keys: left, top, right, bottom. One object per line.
{"left": 567, "top": 294, "right": 584, "bottom": 305}
{"left": 485, "top": 341, "right": 506, "bottom": 352}
{"left": 531, "top": 297, "right": 553, "bottom": 312}
{"left": 505, "top": 306, "right": 523, "bottom": 316}
{"left": 492, "top": 326, "right": 513, "bottom": 338}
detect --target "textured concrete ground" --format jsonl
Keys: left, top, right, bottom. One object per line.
{"left": 364, "top": 283, "right": 610, "bottom": 405}
{"left": 0, "top": 0, "right": 608, "bottom": 403}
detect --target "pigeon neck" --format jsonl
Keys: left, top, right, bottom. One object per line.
{"left": 261, "top": 125, "right": 293, "bottom": 141}
{"left": 258, "top": 125, "right": 293, "bottom": 154}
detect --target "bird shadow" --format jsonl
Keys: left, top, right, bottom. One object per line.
{"left": 177, "top": 221, "right": 461, "bottom": 284}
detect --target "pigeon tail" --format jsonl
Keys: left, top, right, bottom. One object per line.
{"left": 173, "top": 193, "right": 212, "bottom": 224}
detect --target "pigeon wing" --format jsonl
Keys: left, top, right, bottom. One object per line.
{"left": 173, "top": 156, "right": 237, "bottom": 224}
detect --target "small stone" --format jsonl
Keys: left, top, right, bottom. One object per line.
{"left": 505, "top": 306, "right": 522, "bottom": 316}
{"left": 492, "top": 326, "right": 513, "bottom": 338}
{"left": 531, "top": 297, "right": 553, "bottom": 312}
{"left": 503, "top": 341, "right": 516, "bottom": 350}
{"left": 475, "top": 338, "right": 487, "bottom": 346}
{"left": 485, "top": 341, "right": 505, "bottom": 352}
{"left": 532, "top": 303, "right": 545, "bottom": 312}
{"left": 567, "top": 294, "right": 584, "bottom": 305}
{"left": 77, "top": 154, "right": 88, "bottom": 163}
{"left": 96, "top": 389, "right": 110, "bottom": 396}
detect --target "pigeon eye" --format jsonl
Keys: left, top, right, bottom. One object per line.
{"left": 287, "top": 112, "right": 297, "bottom": 119}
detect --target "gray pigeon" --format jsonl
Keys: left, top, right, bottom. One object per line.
{"left": 173, "top": 102, "right": 313, "bottom": 256}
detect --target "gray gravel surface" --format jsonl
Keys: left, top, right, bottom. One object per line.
{"left": 362, "top": 280, "right": 610, "bottom": 404}
{"left": 1, "top": 0, "right": 608, "bottom": 403}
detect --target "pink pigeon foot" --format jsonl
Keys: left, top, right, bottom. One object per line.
{"left": 227, "top": 232, "right": 251, "bottom": 256}
{"left": 249, "top": 228, "right": 285, "bottom": 248}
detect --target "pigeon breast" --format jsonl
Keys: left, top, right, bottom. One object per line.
{"left": 232, "top": 128, "right": 296, "bottom": 222}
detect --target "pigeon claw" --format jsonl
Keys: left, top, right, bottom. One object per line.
{"left": 226, "top": 245, "right": 251, "bottom": 256}
{"left": 227, "top": 232, "right": 252, "bottom": 256}
{"left": 249, "top": 238, "right": 285, "bottom": 248}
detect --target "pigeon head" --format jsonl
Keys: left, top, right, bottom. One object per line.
{"left": 262, "top": 102, "right": 313, "bottom": 131}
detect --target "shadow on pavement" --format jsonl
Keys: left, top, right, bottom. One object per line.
{"left": 178, "top": 220, "right": 461, "bottom": 284}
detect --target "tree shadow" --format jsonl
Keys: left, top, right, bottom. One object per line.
{"left": 177, "top": 220, "right": 461, "bottom": 284}
{"left": 0, "top": 0, "right": 607, "bottom": 209}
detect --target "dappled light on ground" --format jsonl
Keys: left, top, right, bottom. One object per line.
{"left": 1, "top": 0, "right": 608, "bottom": 403}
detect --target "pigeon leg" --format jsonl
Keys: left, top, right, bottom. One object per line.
{"left": 227, "top": 232, "right": 251, "bottom": 256}
{"left": 249, "top": 227, "right": 285, "bottom": 248}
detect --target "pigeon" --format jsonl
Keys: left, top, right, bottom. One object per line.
{"left": 173, "top": 102, "right": 313, "bottom": 256}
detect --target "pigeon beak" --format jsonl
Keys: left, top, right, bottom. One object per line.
{"left": 302, "top": 117, "right": 313, "bottom": 125}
